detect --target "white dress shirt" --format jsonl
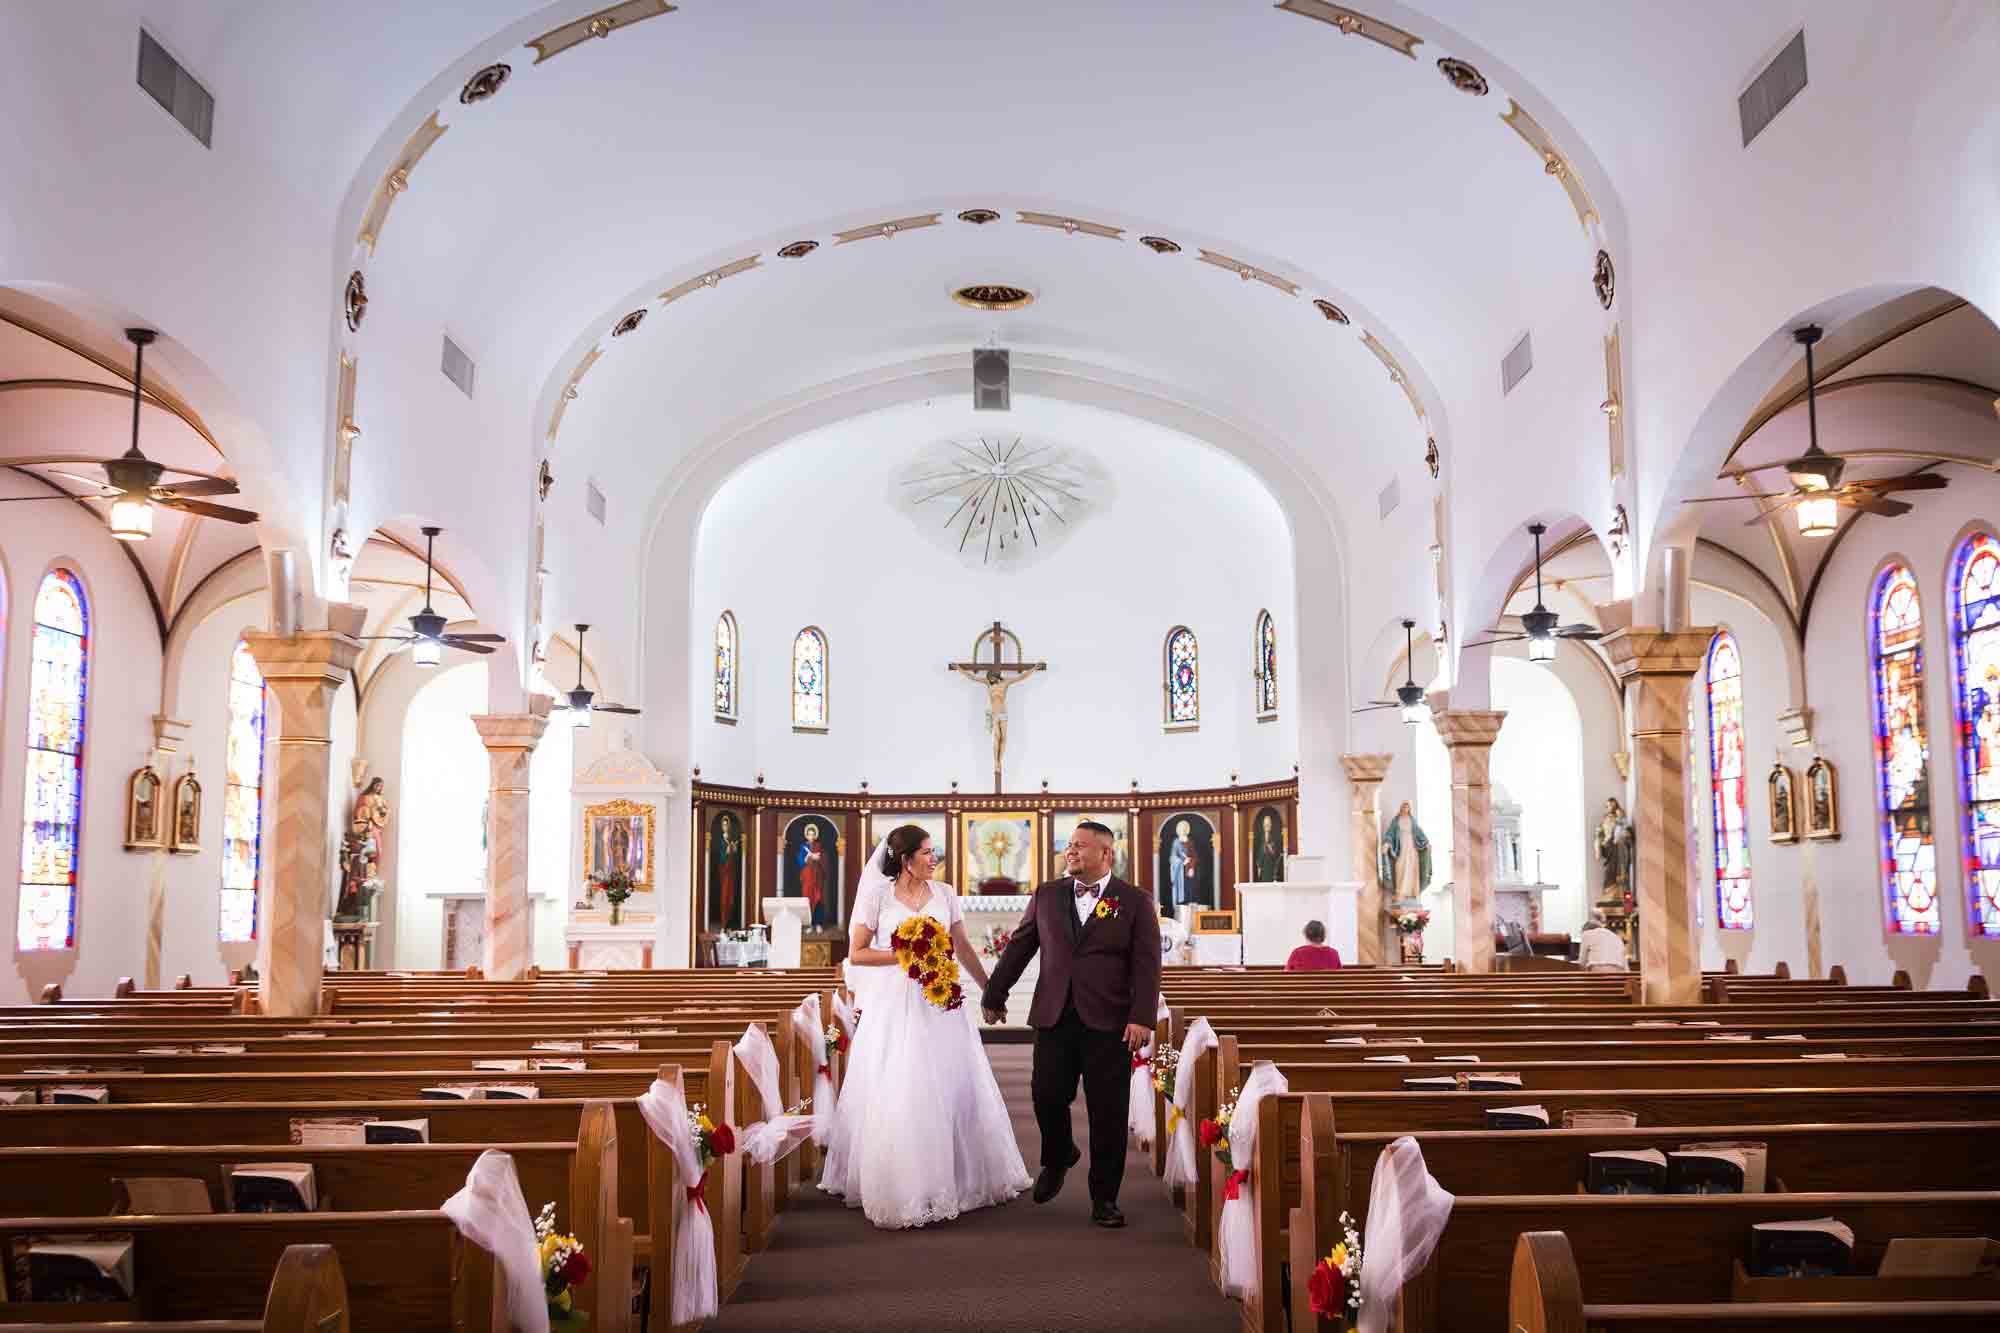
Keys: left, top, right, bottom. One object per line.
{"left": 1073, "top": 871, "right": 1113, "bottom": 925}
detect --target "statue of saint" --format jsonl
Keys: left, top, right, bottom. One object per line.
{"left": 1378, "top": 800, "right": 1432, "bottom": 902}
{"left": 350, "top": 778, "right": 390, "bottom": 882}
{"left": 1594, "top": 797, "right": 1634, "bottom": 904}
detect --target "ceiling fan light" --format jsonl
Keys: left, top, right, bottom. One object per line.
{"left": 1796, "top": 496, "right": 1839, "bottom": 538}
{"left": 1396, "top": 683, "right": 1427, "bottom": 726}
{"left": 411, "top": 638, "right": 442, "bottom": 668}
{"left": 570, "top": 705, "right": 591, "bottom": 730}
{"left": 108, "top": 493, "right": 153, "bottom": 542}
{"left": 1527, "top": 632, "right": 1557, "bottom": 664}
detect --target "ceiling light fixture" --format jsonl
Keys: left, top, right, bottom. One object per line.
{"left": 1463, "top": 523, "right": 1606, "bottom": 660}
{"left": 1396, "top": 618, "right": 1429, "bottom": 724}
{"left": 1791, "top": 325, "right": 1839, "bottom": 536}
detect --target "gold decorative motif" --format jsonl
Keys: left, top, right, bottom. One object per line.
{"left": 333, "top": 353, "right": 358, "bottom": 506}
{"left": 659, "top": 254, "right": 761, "bottom": 305}
{"left": 356, "top": 112, "right": 447, "bottom": 255}
{"left": 1196, "top": 249, "right": 1299, "bottom": 296}
{"left": 611, "top": 308, "right": 647, "bottom": 337}
{"left": 1437, "top": 57, "right": 1488, "bottom": 95}
{"left": 1603, "top": 325, "right": 1624, "bottom": 479}
{"left": 1501, "top": 99, "right": 1598, "bottom": 232}
{"left": 538, "top": 460, "right": 554, "bottom": 501}
{"left": 1593, "top": 249, "right": 1615, "bottom": 308}
{"left": 951, "top": 284, "right": 1034, "bottom": 311}
{"left": 1275, "top": 1, "right": 1423, "bottom": 58}
{"left": 956, "top": 208, "right": 1000, "bottom": 225}
{"left": 1607, "top": 503, "right": 1630, "bottom": 559}
{"left": 777, "top": 239, "right": 819, "bottom": 258}
{"left": 546, "top": 346, "right": 603, "bottom": 444}
{"left": 1139, "top": 235, "right": 1182, "bottom": 254}
{"left": 459, "top": 63, "right": 511, "bottom": 104}
{"left": 1017, "top": 211, "right": 1123, "bottom": 240}
{"left": 528, "top": 0, "right": 676, "bottom": 65}
{"left": 1313, "top": 298, "right": 1350, "bottom": 325}
{"left": 343, "top": 271, "right": 367, "bottom": 332}
{"left": 833, "top": 214, "right": 941, "bottom": 244}
{"left": 1362, "top": 330, "right": 1427, "bottom": 423}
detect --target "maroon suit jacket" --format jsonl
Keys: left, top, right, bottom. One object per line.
{"left": 982, "top": 877, "right": 1162, "bottom": 1032}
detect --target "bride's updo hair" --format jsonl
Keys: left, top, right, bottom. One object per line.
{"left": 879, "top": 824, "right": 932, "bottom": 879}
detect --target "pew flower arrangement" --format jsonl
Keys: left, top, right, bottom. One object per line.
{"left": 982, "top": 925, "right": 1013, "bottom": 958}
{"left": 535, "top": 1201, "right": 593, "bottom": 1328}
{"left": 687, "top": 1101, "right": 738, "bottom": 1168}
{"left": 824, "top": 1020, "right": 849, "bottom": 1056}
{"left": 1201, "top": 1084, "right": 1259, "bottom": 1200}
{"left": 892, "top": 914, "right": 965, "bottom": 1012}
{"left": 1391, "top": 907, "right": 1430, "bottom": 937}
{"left": 1151, "top": 1042, "right": 1181, "bottom": 1098}
{"left": 1306, "top": 1210, "right": 1364, "bottom": 1328}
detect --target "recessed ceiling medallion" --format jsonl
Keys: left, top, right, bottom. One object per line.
{"left": 1437, "top": 57, "right": 1488, "bottom": 95}
{"left": 952, "top": 284, "right": 1034, "bottom": 311}
{"left": 1593, "top": 249, "right": 1615, "bottom": 309}
{"left": 1313, "top": 298, "right": 1350, "bottom": 325}
{"left": 459, "top": 63, "right": 511, "bottom": 104}
{"left": 777, "top": 239, "right": 819, "bottom": 258}
{"left": 343, "top": 270, "right": 367, "bottom": 331}
{"left": 612, "top": 308, "right": 647, "bottom": 336}
{"left": 957, "top": 208, "right": 1000, "bottom": 225}
{"left": 1139, "top": 236, "right": 1182, "bottom": 254}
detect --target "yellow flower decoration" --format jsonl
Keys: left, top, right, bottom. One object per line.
{"left": 555, "top": 1288, "right": 573, "bottom": 1313}
{"left": 697, "top": 1112, "right": 715, "bottom": 1133}
{"left": 1094, "top": 899, "right": 1113, "bottom": 918}
{"left": 1327, "top": 1242, "right": 1347, "bottom": 1269}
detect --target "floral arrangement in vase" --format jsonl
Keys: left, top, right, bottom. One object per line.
{"left": 981, "top": 925, "right": 1013, "bottom": 958}
{"left": 892, "top": 914, "right": 965, "bottom": 1012}
{"left": 1306, "top": 1210, "right": 1364, "bottom": 1327}
{"left": 590, "top": 869, "right": 635, "bottom": 925}
{"left": 535, "top": 1201, "right": 592, "bottom": 1328}
{"left": 1391, "top": 907, "right": 1430, "bottom": 937}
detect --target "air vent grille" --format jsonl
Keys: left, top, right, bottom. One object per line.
{"left": 585, "top": 479, "right": 607, "bottom": 525}
{"left": 137, "top": 30, "right": 213, "bottom": 147}
{"left": 1379, "top": 478, "right": 1401, "bottom": 520}
{"left": 441, "top": 335, "right": 476, "bottom": 398}
{"left": 1501, "top": 331, "right": 1534, "bottom": 396}
{"left": 1740, "top": 30, "right": 1807, "bottom": 147}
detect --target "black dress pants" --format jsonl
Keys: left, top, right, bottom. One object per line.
{"left": 1031, "top": 1001, "right": 1131, "bottom": 1203}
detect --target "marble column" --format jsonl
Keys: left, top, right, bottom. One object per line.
{"left": 1432, "top": 709, "right": 1506, "bottom": 974}
{"left": 1602, "top": 627, "right": 1715, "bottom": 1004}
{"left": 472, "top": 705, "right": 551, "bottom": 981}
{"left": 1339, "top": 753, "right": 1394, "bottom": 965}
{"left": 245, "top": 626, "right": 364, "bottom": 1017}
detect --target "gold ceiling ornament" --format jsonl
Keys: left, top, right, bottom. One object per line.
{"left": 1593, "top": 249, "right": 1616, "bottom": 309}
{"left": 1603, "top": 324, "right": 1625, "bottom": 480}
{"left": 611, "top": 308, "right": 646, "bottom": 336}
{"left": 1313, "top": 298, "right": 1350, "bottom": 325}
{"left": 1361, "top": 330, "right": 1428, "bottom": 423}
{"left": 1500, "top": 99, "right": 1599, "bottom": 232}
{"left": 1196, "top": 249, "right": 1299, "bottom": 296}
{"left": 528, "top": 0, "right": 676, "bottom": 65}
{"left": 1138, "top": 235, "right": 1182, "bottom": 254}
{"left": 1017, "top": 211, "right": 1123, "bottom": 240}
{"left": 956, "top": 208, "right": 1001, "bottom": 225}
{"left": 951, "top": 284, "right": 1035, "bottom": 311}
{"left": 1607, "top": 503, "right": 1630, "bottom": 560}
{"left": 658, "top": 254, "right": 761, "bottom": 304}
{"left": 776, "top": 239, "right": 819, "bottom": 258}
{"left": 459, "top": 63, "right": 511, "bottom": 104}
{"left": 333, "top": 352, "right": 359, "bottom": 506}
{"left": 833, "top": 213, "right": 942, "bottom": 244}
{"left": 546, "top": 345, "right": 603, "bottom": 444}
{"left": 343, "top": 270, "right": 367, "bottom": 332}
{"left": 355, "top": 112, "right": 447, "bottom": 255}
{"left": 1437, "top": 57, "right": 1488, "bottom": 95}
{"left": 1275, "top": 1, "right": 1422, "bottom": 58}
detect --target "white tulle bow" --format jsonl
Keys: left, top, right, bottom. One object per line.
{"left": 731, "top": 1023, "right": 815, "bottom": 1164}
{"left": 1161, "top": 1016, "right": 1218, "bottom": 1188}
{"left": 440, "top": 1149, "right": 551, "bottom": 1333}
{"left": 636, "top": 1077, "right": 720, "bottom": 1325}
{"left": 1357, "top": 1136, "right": 1455, "bottom": 1333}
{"left": 1216, "top": 1061, "right": 1289, "bottom": 1301}
{"left": 1127, "top": 996, "right": 1171, "bottom": 1148}
{"left": 791, "top": 994, "right": 836, "bottom": 1146}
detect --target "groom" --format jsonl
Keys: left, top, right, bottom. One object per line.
{"left": 983, "top": 820, "right": 1160, "bottom": 1228}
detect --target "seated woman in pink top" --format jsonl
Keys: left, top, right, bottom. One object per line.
{"left": 1284, "top": 919, "right": 1342, "bottom": 971}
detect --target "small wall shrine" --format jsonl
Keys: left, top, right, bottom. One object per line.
{"left": 567, "top": 734, "right": 673, "bottom": 970}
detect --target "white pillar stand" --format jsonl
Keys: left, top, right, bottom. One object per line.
{"left": 1236, "top": 880, "right": 1360, "bottom": 965}
{"left": 763, "top": 897, "right": 810, "bottom": 970}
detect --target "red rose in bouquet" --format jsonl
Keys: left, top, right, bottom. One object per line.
{"left": 709, "top": 1122, "right": 736, "bottom": 1156}
{"left": 1307, "top": 1260, "right": 1344, "bottom": 1316}
{"left": 906, "top": 963, "right": 923, "bottom": 980}
{"left": 1197, "top": 1118, "right": 1224, "bottom": 1148}
{"left": 559, "top": 1250, "right": 592, "bottom": 1288}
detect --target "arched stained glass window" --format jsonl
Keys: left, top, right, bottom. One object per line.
{"left": 1872, "top": 562, "right": 1939, "bottom": 933}
{"left": 713, "top": 612, "right": 738, "bottom": 722}
{"left": 1706, "top": 631, "right": 1752, "bottom": 929}
{"left": 220, "top": 640, "right": 267, "bottom": 943}
{"left": 791, "top": 627, "right": 827, "bottom": 731}
{"left": 1253, "top": 611, "right": 1278, "bottom": 717}
{"left": 1950, "top": 532, "right": 2000, "bottom": 936}
{"left": 1165, "top": 626, "right": 1199, "bottom": 727}
{"left": 17, "top": 569, "right": 88, "bottom": 951}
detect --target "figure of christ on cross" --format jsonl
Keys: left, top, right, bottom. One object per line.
{"left": 947, "top": 621, "right": 1048, "bottom": 793}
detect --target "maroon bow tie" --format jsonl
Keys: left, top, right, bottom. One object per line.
{"left": 1075, "top": 881, "right": 1097, "bottom": 898}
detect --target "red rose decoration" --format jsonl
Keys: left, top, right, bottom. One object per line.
{"left": 920, "top": 971, "right": 937, "bottom": 987}
{"left": 560, "top": 1251, "right": 592, "bottom": 1287}
{"left": 709, "top": 1122, "right": 736, "bottom": 1156}
{"left": 1197, "top": 1118, "right": 1223, "bottom": 1148}
{"left": 1307, "top": 1260, "right": 1344, "bottom": 1316}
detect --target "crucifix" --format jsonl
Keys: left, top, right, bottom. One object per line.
{"left": 946, "top": 621, "right": 1047, "bottom": 794}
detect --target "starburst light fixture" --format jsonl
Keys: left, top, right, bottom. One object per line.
{"left": 902, "top": 436, "right": 1084, "bottom": 565}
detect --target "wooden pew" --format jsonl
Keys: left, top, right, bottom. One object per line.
{"left": 2, "top": 1244, "right": 349, "bottom": 1333}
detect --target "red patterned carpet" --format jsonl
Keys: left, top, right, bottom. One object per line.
{"left": 705, "top": 1042, "right": 1240, "bottom": 1332}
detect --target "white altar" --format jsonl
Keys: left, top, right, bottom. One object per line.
{"left": 564, "top": 921, "right": 655, "bottom": 970}
{"left": 1236, "top": 880, "right": 1360, "bottom": 965}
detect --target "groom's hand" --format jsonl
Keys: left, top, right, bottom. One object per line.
{"left": 1123, "top": 1023, "right": 1151, "bottom": 1050}
{"left": 982, "top": 1007, "right": 1005, "bottom": 1025}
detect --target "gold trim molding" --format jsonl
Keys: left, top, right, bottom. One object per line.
{"left": 1275, "top": 1, "right": 1422, "bottom": 58}
{"left": 356, "top": 113, "right": 448, "bottom": 255}
{"left": 529, "top": 0, "right": 677, "bottom": 65}
{"left": 833, "top": 214, "right": 941, "bottom": 244}
{"left": 659, "top": 254, "right": 761, "bottom": 305}
{"left": 1500, "top": 99, "right": 1598, "bottom": 232}
{"left": 1017, "top": 211, "right": 1124, "bottom": 240}
{"left": 1361, "top": 330, "right": 1427, "bottom": 424}
{"left": 1195, "top": 250, "right": 1299, "bottom": 297}
{"left": 1603, "top": 324, "right": 1624, "bottom": 480}
{"left": 546, "top": 345, "right": 603, "bottom": 444}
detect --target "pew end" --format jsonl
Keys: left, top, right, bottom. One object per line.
{"left": 115, "top": 977, "right": 135, "bottom": 998}
{"left": 1510, "top": 1231, "right": 1587, "bottom": 1333}
{"left": 262, "top": 1243, "right": 350, "bottom": 1333}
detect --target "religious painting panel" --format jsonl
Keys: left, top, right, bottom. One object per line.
{"left": 582, "top": 798, "right": 654, "bottom": 892}
{"left": 780, "top": 812, "right": 844, "bottom": 929}
{"left": 1051, "top": 811, "right": 1130, "bottom": 880}
{"left": 876, "top": 812, "right": 950, "bottom": 883}
{"left": 960, "top": 811, "right": 1039, "bottom": 894}
{"left": 125, "top": 766, "right": 164, "bottom": 849}
{"left": 169, "top": 774, "right": 203, "bottom": 854}
{"left": 1156, "top": 809, "right": 1219, "bottom": 919}
{"left": 1247, "top": 804, "right": 1287, "bottom": 881}
{"left": 1767, "top": 764, "right": 1797, "bottom": 844}
{"left": 704, "top": 807, "right": 749, "bottom": 932}
{"left": 1804, "top": 757, "right": 1838, "bottom": 840}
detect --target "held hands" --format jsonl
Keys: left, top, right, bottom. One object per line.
{"left": 1123, "top": 1023, "right": 1151, "bottom": 1051}
{"left": 982, "top": 1007, "right": 1005, "bottom": 1026}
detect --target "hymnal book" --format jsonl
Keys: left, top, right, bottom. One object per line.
{"left": 1632, "top": 1020, "right": 1679, "bottom": 1028}
{"left": 0, "top": 1086, "right": 34, "bottom": 1105}
{"left": 480, "top": 1083, "right": 540, "bottom": 1100}
{"left": 1484, "top": 1104, "right": 1550, "bottom": 1129}
{"left": 364, "top": 1119, "right": 430, "bottom": 1144}
{"left": 24, "top": 1236, "right": 135, "bottom": 1301}
{"left": 281, "top": 1031, "right": 327, "bottom": 1040}
{"left": 1323, "top": 1037, "right": 1368, "bottom": 1046}
{"left": 1667, "top": 1148, "right": 1746, "bottom": 1194}
{"left": 25, "top": 1066, "right": 89, "bottom": 1075}
{"left": 532, "top": 1041, "right": 584, "bottom": 1053}
{"left": 1763, "top": 1033, "right": 1808, "bottom": 1041}
{"left": 420, "top": 1084, "right": 484, "bottom": 1101}
{"left": 1562, "top": 1109, "right": 1639, "bottom": 1130}
{"left": 1703, "top": 1032, "right": 1753, "bottom": 1042}
{"left": 1437, "top": 1055, "right": 1482, "bottom": 1063}
{"left": 1331, "top": 1023, "right": 1380, "bottom": 1031}
{"left": 587, "top": 1028, "right": 639, "bottom": 1037}
{"left": 533, "top": 1058, "right": 586, "bottom": 1071}
{"left": 229, "top": 1164, "right": 317, "bottom": 1213}
{"left": 291, "top": 1117, "right": 367, "bottom": 1146}
{"left": 1466, "top": 1072, "right": 1524, "bottom": 1091}
{"left": 1682, "top": 1020, "right": 1722, "bottom": 1027}
{"left": 1749, "top": 1218, "right": 1853, "bottom": 1277}
{"left": 636, "top": 1027, "right": 679, "bottom": 1036}
{"left": 1402, "top": 1075, "right": 1459, "bottom": 1091}
{"left": 472, "top": 1059, "right": 529, "bottom": 1072}
{"left": 1363, "top": 1054, "right": 1411, "bottom": 1064}
{"left": 1799, "top": 1052, "right": 1849, "bottom": 1060}
{"left": 1877, "top": 1236, "right": 2000, "bottom": 1278}
{"left": 588, "top": 1042, "right": 637, "bottom": 1053}
{"left": 136, "top": 1046, "right": 193, "bottom": 1055}
{"left": 1679, "top": 1140, "right": 1767, "bottom": 1193}
{"left": 110, "top": 1177, "right": 211, "bottom": 1215}
{"left": 46, "top": 1085, "right": 109, "bottom": 1104}
{"left": 1587, "top": 1148, "right": 1667, "bottom": 1195}
{"left": 195, "top": 1044, "right": 245, "bottom": 1055}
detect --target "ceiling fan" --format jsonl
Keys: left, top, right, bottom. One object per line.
{"left": 1690, "top": 324, "right": 1949, "bottom": 537}
{"left": 357, "top": 526, "right": 504, "bottom": 666}
{"left": 549, "top": 623, "right": 641, "bottom": 728}
{"left": 1354, "top": 619, "right": 1430, "bottom": 725}
{"left": 0, "top": 328, "right": 258, "bottom": 540}
{"left": 1463, "top": 522, "right": 1602, "bottom": 663}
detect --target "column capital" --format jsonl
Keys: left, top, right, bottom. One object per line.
{"left": 242, "top": 629, "right": 365, "bottom": 684}
{"left": 471, "top": 708, "right": 552, "bottom": 752}
{"left": 1431, "top": 708, "right": 1506, "bottom": 748}
{"left": 1339, "top": 752, "right": 1395, "bottom": 785}
{"left": 1599, "top": 626, "right": 1716, "bottom": 682}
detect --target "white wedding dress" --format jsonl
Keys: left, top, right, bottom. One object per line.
{"left": 820, "top": 877, "right": 1031, "bottom": 1228}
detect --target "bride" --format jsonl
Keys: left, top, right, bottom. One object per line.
{"left": 820, "top": 823, "right": 1032, "bottom": 1228}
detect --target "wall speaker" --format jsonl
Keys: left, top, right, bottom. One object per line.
{"left": 972, "top": 347, "right": 1009, "bottom": 411}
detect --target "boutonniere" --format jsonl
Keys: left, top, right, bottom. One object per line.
{"left": 1093, "top": 895, "right": 1123, "bottom": 921}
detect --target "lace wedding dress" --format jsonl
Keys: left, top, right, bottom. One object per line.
{"left": 820, "top": 879, "right": 1031, "bottom": 1228}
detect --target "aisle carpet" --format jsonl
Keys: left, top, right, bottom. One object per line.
{"left": 704, "top": 1042, "right": 1241, "bottom": 1332}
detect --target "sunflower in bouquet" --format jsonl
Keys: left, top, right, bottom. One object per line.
{"left": 892, "top": 914, "right": 965, "bottom": 1012}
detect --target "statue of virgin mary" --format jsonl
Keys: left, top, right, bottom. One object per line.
{"left": 1378, "top": 800, "right": 1433, "bottom": 903}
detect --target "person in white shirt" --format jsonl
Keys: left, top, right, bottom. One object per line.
{"left": 1578, "top": 914, "right": 1628, "bottom": 971}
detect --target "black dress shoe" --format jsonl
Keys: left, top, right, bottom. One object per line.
{"left": 1090, "top": 1200, "right": 1126, "bottom": 1228}
{"left": 1033, "top": 1144, "right": 1082, "bottom": 1203}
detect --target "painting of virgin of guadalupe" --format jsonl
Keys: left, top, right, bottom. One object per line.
{"left": 781, "top": 814, "right": 842, "bottom": 929}
{"left": 1156, "top": 812, "right": 1216, "bottom": 918}
{"left": 1250, "top": 805, "right": 1286, "bottom": 882}
{"left": 707, "top": 810, "right": 746, "bottom": 931}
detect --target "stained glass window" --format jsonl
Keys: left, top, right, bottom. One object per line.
{"left": 1253, "top": 611, "right": 1278, "bottom": 716}
{"left": 1165, "top": 626, "right": 1199, "bottom": 726}
{"left": 713, "top": 612, "right": 738, "bottom": 721}
{"left": 220, "top": 640, "right": 267, "bottom": 943}
{"left": 1872, "top": 562, "right": 1939, "bottom": 933}
{"left": 17, "top": 569, "right": 88, "bottom": 951}
{"left": 791, "top": 627, "right": 827, "bottom": 730}
{"left": 1951, "top": 532, "right": 2000, "bottom": 936}
{"left": 1706, "top": 631, "right": 1752, "bottom": 929}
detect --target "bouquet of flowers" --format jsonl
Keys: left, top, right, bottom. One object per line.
{"left": 535, "top": 1201, "right": 593, "bottom": 1328}
{"left": 1306, "top": 1210, "right": 1364, "bottom": 1328}
{"left": 981, "top": 925, "right": 1013, "bottom": 958}
{"left": 687, "top": 1101, "right": 737, "bottom": 1170}
{"left": 1391, "top": 907, "right": 1431, "bottom": 937}
{"left": 891, "top": 914, "right": 965, "bottom": 1012}
{"left": 590, "top": 869, "right": 636, "bottom": 924}
{"left": 1151, "top": 1042, "right": 1181, "bottom": 1099}
{"left": 823, "top": 1020, "right": 848, "bottom": 1056}
{"left": 1198, "top": 1085, "right": 1240, "bottom": 1170}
